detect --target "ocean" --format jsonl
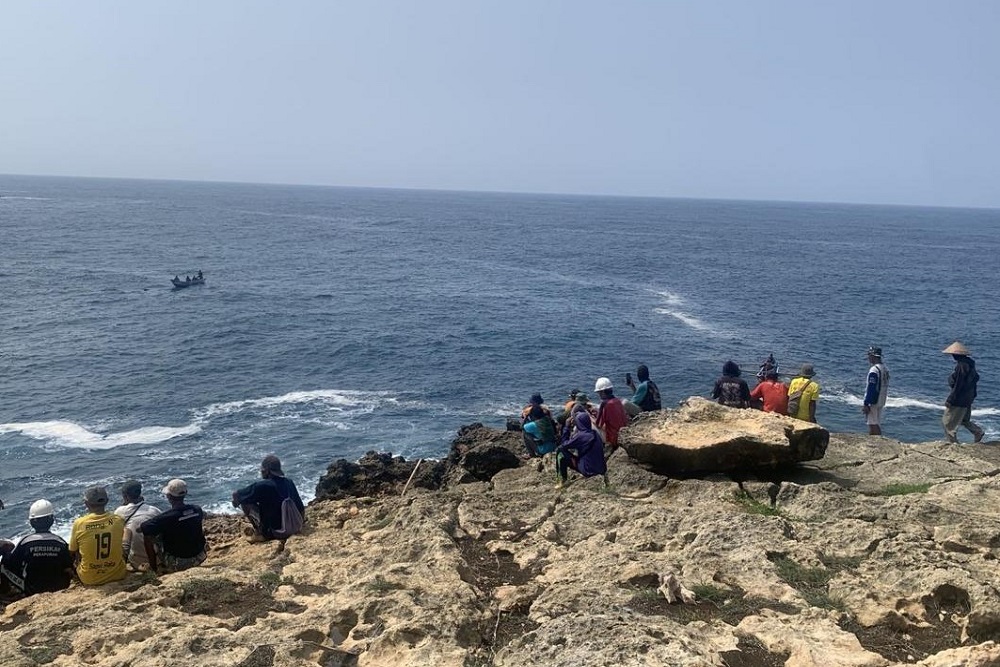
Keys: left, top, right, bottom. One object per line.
{"left": 1, "top": 174, "right": 998, "bottom": 538}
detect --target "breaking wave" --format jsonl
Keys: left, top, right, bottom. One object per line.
{"left": 0, "top": 389, "right": 414, "bottom": 451}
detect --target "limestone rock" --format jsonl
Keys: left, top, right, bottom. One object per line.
{"left": 315, "top": 450, "right": 446, "bottom": 500}
{"left": 620, "top": 396, "right": 828, "bottom": 474}
{"left": 7, "top": 423, "right": 1000, "bottom": 666}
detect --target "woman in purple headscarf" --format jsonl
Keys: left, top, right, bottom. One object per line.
{"left": 556, "top": 411, "right": 608, "bottom": 489}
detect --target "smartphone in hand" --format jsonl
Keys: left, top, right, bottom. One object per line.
{"left": 625, "top": 372, "right": 632, "bottom": 385}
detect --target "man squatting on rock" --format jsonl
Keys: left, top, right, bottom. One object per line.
{"left": 233, "top": 454, "right": 306, "bottom": 547}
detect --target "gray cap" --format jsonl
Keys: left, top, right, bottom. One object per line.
{"left": 83, "top": 486, "right": 109, "bottom": 505}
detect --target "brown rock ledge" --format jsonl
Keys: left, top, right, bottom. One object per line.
{"left": 3, "top": 425, "right": 1000, "bottom": 666}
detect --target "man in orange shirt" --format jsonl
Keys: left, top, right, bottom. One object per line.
{"left": 750, "top": 370, "right": 788, "bottom": 415}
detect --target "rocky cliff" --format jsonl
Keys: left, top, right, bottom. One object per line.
{"left": 3, "top": 413, "right": 1000, "bottom": 667}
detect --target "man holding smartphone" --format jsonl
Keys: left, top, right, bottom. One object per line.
{"left": 624, "top": 364, "right": 662, "bottom": 416}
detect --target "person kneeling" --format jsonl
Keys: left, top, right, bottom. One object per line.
{"left": 141, "top": 479, "right": 207, "bottom": 574}
{"left": 556, "top": 412, "right": 609, "bottom": 489}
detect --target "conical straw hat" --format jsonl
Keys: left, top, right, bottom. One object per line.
{"left": 942, "top": 341, "right": 970, "bottom": 355}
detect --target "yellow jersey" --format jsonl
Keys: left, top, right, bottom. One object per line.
{"left": 787, "top": 377, "right": 821, "bottom": 421}
{"left": 69, "top": 512, "right": 127, "bottom": 585}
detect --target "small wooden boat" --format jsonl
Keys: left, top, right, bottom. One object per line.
{"left": 171, "top": 276, "right": 206, "bottom": 289}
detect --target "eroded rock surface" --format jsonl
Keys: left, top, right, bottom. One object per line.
{"left": 621, "top": 397, "right": 829, "bottom": 474}
{"left": 4, "top": 427, "right": 1000, "bottom": 666}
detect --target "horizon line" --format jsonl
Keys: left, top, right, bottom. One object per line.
{"left": 2, "top": 170, "right": 998, "bottom": 213}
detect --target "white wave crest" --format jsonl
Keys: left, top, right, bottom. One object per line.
{"left": 0, "top": 389, "right": 411, "bottom": 451}
{"left": 0, "top": 421, "right": 201, "bottom": 450}
{"left": 654, "top": 308, "right": 711, "bottom": 331}
{"left": 826, "top": 391, "right": 996, "bottom": 416}
{"left": 194, "top": 389, "right": 396, "bottom": 420}
{"left": 649, "top": 289, "right": 684, "bottom": 306}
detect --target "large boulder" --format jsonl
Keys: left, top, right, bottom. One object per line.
{"left": 314, "top": 451, "right": 446, "bottom": 500}
{"left": 314, "top": 424, "right": 528, "bottom": 501}
{"left": 443, "top": 422, "right": 526, "bottom": 485}
{"left": 620, "top": 397, "right": 828, "bottom": 474}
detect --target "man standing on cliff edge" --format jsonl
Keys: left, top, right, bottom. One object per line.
{"left": 942, "top": 341, "right": 985, "bottom": 444}
{"left": 863, "top": 347, "right": 889, "bottom": 436}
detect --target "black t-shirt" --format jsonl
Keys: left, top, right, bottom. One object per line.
{"left": 234, "top": 477, "right": 305, "bottom": 538}
{"left": 713, "top": 376, "right": 751, "bottom": 408}
{"left": 140, "top": 504, "right": 206, "bottom": 558}
{"left": 1, "top": 531, "right": 73, "bottom": 595}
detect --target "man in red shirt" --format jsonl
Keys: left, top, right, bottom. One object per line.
{"left": 750, "top": 371, "right": 789, "bottom": 415}
{"left": 594, "top": 377, "right": 629, "bottom": 452}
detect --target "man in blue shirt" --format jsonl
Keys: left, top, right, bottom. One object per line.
{"left": 624, "top": 364, "right": 662, "bottom": 416}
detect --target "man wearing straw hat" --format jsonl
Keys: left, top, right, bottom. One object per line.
{"left": 942, "top": 341, "right": 985, "bottom": 443}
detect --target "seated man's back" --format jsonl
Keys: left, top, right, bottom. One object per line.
{"left": 141, "top": 503, "right": 206, "bottom": 568}
{"left": 69, "top": 487, "right": 127, "bottom": 586}
{"left": 2, "top": 531, "right": 73, "bottom": 595}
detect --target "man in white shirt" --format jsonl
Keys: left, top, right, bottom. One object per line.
{"left": 863, "top": 346, "right": 890, "bottom": 436}
{"left": 114, "top": 480, "right": 161, "bottom": 570}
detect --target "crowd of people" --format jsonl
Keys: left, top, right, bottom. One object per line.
{"left": 520, "top": 364, "right": 663, "bottom": 488}
{"left": 708, "top": 341, "right": 985, "bottom": 443}
{"left": 0, "top": 343, "right": 987, "bottom": 598}
{"left": 522, "top": 341, "right": 987, "bottom": 487}
{"left": 0, "top": 454, "right": 304, "bottom": 601}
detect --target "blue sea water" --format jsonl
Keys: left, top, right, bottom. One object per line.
{"left": 1, "top": 174, "right": 998, "bottom": 538}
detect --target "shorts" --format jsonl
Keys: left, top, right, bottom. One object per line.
{"left": 866, "top": 405, "right": 883, "bottom": 426}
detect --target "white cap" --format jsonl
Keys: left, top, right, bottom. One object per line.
{"left": 594, "top": 377, "right": 614, "bottom": 392}
{"left": 162, "top": 479, "right": 188, "bottom": 497}
{"left": 29, "top": 499, "right": 54, "bottom": 520}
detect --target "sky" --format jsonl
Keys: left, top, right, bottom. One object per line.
{"left": 2, "top": 1, "right": 999, "bottom": 207}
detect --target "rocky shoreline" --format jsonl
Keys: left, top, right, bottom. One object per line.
{"left": 3, "top": 404, "right": 1000, "bottom": 667}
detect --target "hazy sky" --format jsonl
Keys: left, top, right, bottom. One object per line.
{"left": 2, "top": 2, "right": 998, "bottom": 207}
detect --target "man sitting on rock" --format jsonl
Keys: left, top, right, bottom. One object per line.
{"left": 624, "top": 364, "right": 662, "bottom": 416}
{"left": 712, "top": 361, "right": 751, "bottom": 408}
{"left": 114, "top": 480, "right": 161, "bottom": 571}
{"left": 141, "top": 479, "right": 207, "bottom": 574}
{"left": 750, "top": 370, "right": 788, "bottom": 415}
{"left": 522, "top": 404, "right": 559, "bottom": 458}
{"left": 556, "top": 412, "right": 609, "bottom": 489}
{"left": 594, "top": 377, "right": 629, "bottom": 452}
{"left": 520, "top": 393, "right": 553, "bottom": 424}
{"left": 232, "top": 455, "right": 306, "bottom": 546}
{"left": 68, "top": 486, "right": 127, "bottom": 586}
{"left": 1, "top": 499, "right": 73, "bottom": 597}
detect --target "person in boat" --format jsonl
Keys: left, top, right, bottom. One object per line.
{"left": 196, "top": 270, "right": 203, "bottom": 280}
{"left": 713, "top": 361, "right": 751, "bottom": 408}
{"left": 757, "top": 353, "right": 778, "bottom": 383}
{"left": 173, "top": 275, "right": 180, "bottom": 282}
